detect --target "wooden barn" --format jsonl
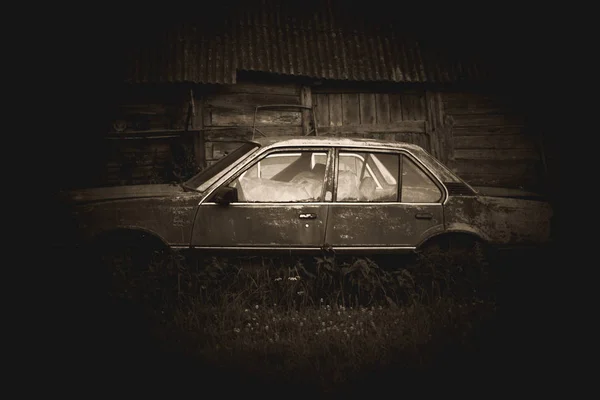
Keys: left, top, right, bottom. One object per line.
{"left": 93, "top": 0, "right": 553, "bottom": 194}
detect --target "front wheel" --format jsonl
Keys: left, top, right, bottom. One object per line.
{"left": 94, "top": 234, "right": 173, "bottom": 304}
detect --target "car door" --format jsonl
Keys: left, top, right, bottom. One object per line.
{"left": 324, "top": 148, "right": 445, "bottom": 253}
{"left": 191, "top": 147, "right": 333, "bottom": 253}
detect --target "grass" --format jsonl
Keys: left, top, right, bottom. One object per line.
{"left": 104, "top": 246, "right": 546, "bottom": 394}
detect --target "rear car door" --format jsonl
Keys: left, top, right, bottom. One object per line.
{"left": 191, "top": 147, "right": 333, "bottom": 253}
{"left": 324, "top": 148, "right": 445, "bottom": 253}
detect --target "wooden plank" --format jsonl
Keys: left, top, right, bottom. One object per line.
{"left": 193, "top": 95, "right": 205, "bottom": 168}
{"left": 442, "top": 97, "right": 504, "bottom": 109}
{"left": 401, "top": 94, "right": 416, "bottom": 120}
{"left": 449, "top": 114, "right": 526, "bottom": 127}
{"left": 442, "top": 92, "right": 497, "bottom": 101}
{"left": 454, "top": 148, "right": 540, "bottom": 161}
{"left": 112, "top": 147, "right": 171, "bottom": 156}
{"left": 106, "top": 167, "right": 162, "bottom": 177}
{"left": 300, "top": 86, "right": 313, "bottom": 136}
{"left": 359, "top": 93, "right": 376, "bottom": 124}
{"left": 388, "top": 93, "right": 403, "bottom": 122}
{"left": 454, "top": 134, "right": 537, "bottom": 150}
{"left": 314, "top": 93, "right": 330, "bottom": 127}
{"left": 436, "top": 92, "right": 448, "bottom": 161}
{"left": 383, "top": 133, "right": 395, "bottom": 141}
{"left": 425, "top": 91, "right": 444, "bottom": 161}
{"left": 106, "top": 165, "right": 162, "bottom": 172}
{"left": 400, "top": 93, "right": 425, "bottom": 120}
{"left": 209, "top": 108, "right": 302, "bottom": 126}
{"left": 319, "top": 121, "right": 426, "bottom": 135}
{"left": 390, "top": 132, "right": 430, "bottom": 151}
{"left": 205, "top": 142, "right": 214, "bottom": 160}
{"left": 211, "top": 141, "right": 251, "bottom": 159}
{"left": 204, "top": 93, "right": 301, "bottom": 108}
{"left": 395, "top": 132, "right": 417, "bottom": 142}
{"left": 442, "top": 98, "right": 512, "bottom": 112}
{"left": 329, "top": 94, "right": 343, "bottom": 126}
{"left": 203, "top": 99, "right": 212, "bottom": 126}
{"left": 419, "top": 93, "right": 427, "bottom": 121}
{"left": 342, "top": 93, "right": 360, "bottom": 124}
{"left": 375, "top": 94, "right": 390, "bottom": 124}
{"left": 458, "top": 173, "right": 541, "bottom": 190}
{"left": 106, "top": 161, "right": 165, "bottom": 169}
{"left": 206, "top": 126, "right": 303, "bottom": 140}
{"left": 311, "top": 85, "right": 423, "bottom": 94}
{"left": 444, "top": 107, "right": 512, "bottom": 115}
{"left": 451, "top": 125, "right": 525, "bottom": 136}
{"left": 212, "top": 82, "right": 300, "bottom": 96}
{"left": 451, "top": 159, "right": 539, "bottom": 176}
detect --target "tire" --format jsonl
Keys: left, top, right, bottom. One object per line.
{"left": 409, "top": 234, "right": 495, "bottom": 299}
{"left": 95, "top": 231, "right": 169, "bottom": 303}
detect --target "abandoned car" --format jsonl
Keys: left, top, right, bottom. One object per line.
{"left": 60, "top": 137, "right": 553, "bottom": 264}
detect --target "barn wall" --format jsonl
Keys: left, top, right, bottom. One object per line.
{"left": 104, "top": 79, "right": 544, "bottom": 192}
{"left": 311, "top": 87, "right": 431, "bottom": 151}
{"left": 440, "top": 91, "right": 543, "bottom": 190}
{"left": 104, "top": 86, "right": 193, "bottom": 186}
{"left": 201, "top": 80, "right": 303, "bottom": 166}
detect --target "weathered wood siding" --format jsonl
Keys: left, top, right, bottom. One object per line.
{"left": 201, "top": 81, "right": 302, "bottom": 166}
{"left": 441, "top": 92, "right": 542, "bottom": 190}
{"left": 103, "top": 139, "right": 174, "bottom": 186}
{"left": 311, "top": 87, "right": 431, "bottom": 152}
{"left": 102, "top": 81, "right": 544, "bottom": 192}
{"left": 105, "top": 88, "right": 192, "bottom": 186}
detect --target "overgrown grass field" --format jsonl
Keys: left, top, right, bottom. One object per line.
{"left": 105, "top": 247, "right": 549, "bottom": 394}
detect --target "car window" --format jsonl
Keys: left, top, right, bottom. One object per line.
{"left": 336, "top": 151, "right": 399, "bottom": 202}
{"left": 241, "top": 153, "right": 302, "bottom": 180}
{"left": 401, "top": 156, "right": 442, "bottom": 203}
{"left": 229, "top": 151, "right": 328, "bottom": 202}
{"left": 184, "top": 142, "right": 258, "bottom": 192}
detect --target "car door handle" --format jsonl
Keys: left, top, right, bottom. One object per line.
{"left": 415, "top": 213, "right": 433, "bottom": 220}
{"left": 299, "top": 213, "right": 317, "bottom": 219}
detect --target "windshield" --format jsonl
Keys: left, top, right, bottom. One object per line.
{"left": 183, "top": 142, "right": 259, "bottom": 192}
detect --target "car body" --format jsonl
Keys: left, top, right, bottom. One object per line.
{"left": 58, "top": 137, "right": 553, "bottom": 258}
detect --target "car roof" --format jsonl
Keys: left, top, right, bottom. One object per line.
{"left": 248, "top": 135, "right": 465, "bottom": 184}
{"left": 250, "top": 136, "right": 426, "bottom": 151}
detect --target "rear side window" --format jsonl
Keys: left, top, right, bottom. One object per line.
{"left": 401, "top": 156, "right": 442, "bottom": 203}
{"left": 333, "top": 151, "right": 443, "bottom": 203}
{"left": 335, "top": 151, "right": 400, "bottom": 202}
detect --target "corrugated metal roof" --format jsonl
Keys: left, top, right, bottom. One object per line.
{"left": 121, "top": 0, "right": 495, "bottom": 85}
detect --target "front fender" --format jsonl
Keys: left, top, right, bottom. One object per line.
{"left": 70, "top": 196, "right": 200, "bottom": 247}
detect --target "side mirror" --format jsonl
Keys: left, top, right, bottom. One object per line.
{"left": 212, "top": 186, "right": 238, "bottom": 205}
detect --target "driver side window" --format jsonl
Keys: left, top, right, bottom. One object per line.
{"left": 228, "top": 150, "right": 328, "bottom": 202}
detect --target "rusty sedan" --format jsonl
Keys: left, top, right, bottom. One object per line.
{"left": 60, "top": 137, "right": 553, "bottom": 266}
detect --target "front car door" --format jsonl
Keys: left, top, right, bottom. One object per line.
{"left": 191, "top": 147, "right": 333, "bottom": 254}
{"left": 325, "top": 148, "right": 445, "bottom": 253}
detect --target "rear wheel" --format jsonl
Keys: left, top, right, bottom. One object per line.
{"left": 408, "top": 234, "right": 496, "bottom": 299}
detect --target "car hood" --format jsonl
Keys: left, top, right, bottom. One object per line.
{"left": 58, "top": 184, "right": 190, "bottom": 205}
{"left": 472, "top": 186, "right": 547, "bottom": 201}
